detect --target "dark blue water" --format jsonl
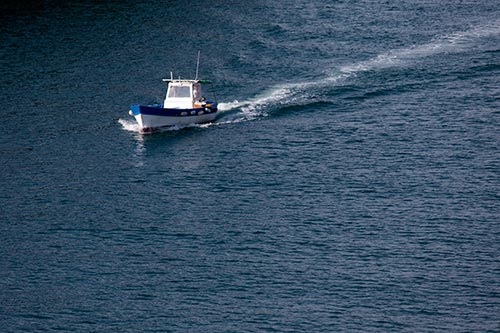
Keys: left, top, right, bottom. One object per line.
{"left": 1, "top": 1, "right": 500, "bottom": 331}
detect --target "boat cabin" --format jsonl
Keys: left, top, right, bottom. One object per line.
{"left": 163, "top": 80, "right": 203, "bottom": 109}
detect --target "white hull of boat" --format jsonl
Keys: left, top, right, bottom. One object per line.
{"left": 134, "top": 112, "right": 218, "bottom": 130}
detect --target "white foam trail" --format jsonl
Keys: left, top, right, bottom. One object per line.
{"left": 218, "top": 100, "right": 243, "bottom": 111}
{"left": 218, "top": 85, "right": 293, "bottom": 112}
{"left": 339, "top": 20, "right": 500, "bottom": 74}
{"left": 215, "top": 85, "right": 297, "bottom": 122}
{"left": 229, "top": 20, "right": 500, "bottom": 117}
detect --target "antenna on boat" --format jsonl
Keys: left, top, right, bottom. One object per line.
{"left": 195, "top": 50, "right": 201, "bottom": 81}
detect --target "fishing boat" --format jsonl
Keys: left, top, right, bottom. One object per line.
{"left": 129, "top": 53, "right": 218, "bottom": 132}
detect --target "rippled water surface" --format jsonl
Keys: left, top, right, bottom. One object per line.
{"left": 1, "top": 1, "right": 499, "bottom": 332}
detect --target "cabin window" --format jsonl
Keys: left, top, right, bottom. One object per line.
{"left": 168, "top": 86, "right": 191, "bottom": 98}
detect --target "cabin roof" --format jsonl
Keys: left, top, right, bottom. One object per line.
{"left": 162, "top": 79, "right": 212, "bottom": 84}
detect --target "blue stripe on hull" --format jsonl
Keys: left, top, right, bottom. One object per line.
{"left": 130, "top": 104, "right": 218, "bottom": 117}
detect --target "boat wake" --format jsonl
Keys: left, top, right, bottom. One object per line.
{"left": 121, "top": 19, "right": 500, "bottom": 133}
{"left": 338, "top": 20, "right": 500, "bottom": 74}
{"left": 219, "top": 20, "right": 500, "bottom": 118}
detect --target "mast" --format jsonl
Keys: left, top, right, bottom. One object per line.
{"left": 195, "top": 50, "right": 201, "bottom": 81}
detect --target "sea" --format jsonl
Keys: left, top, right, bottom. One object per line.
{"left": 1, "top": 1, "right": 499, "bottom": 332}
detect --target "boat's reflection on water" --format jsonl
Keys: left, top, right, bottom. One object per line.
{"left": 129, "top": 123, "right": 210, "bottom": 169}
